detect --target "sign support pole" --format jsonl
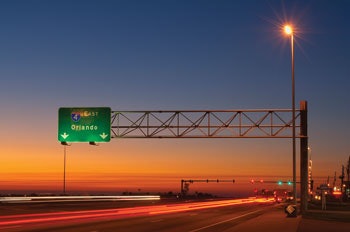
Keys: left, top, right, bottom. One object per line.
{"left": 300, "top": 101, "right": 308, "bottom": 214}
{"left": 61, "top": 142, "right": 70, "bottom": 195}
{"left": 63, "top": 145, "right": 66, "bottom": 195}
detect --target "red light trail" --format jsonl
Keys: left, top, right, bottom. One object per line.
{"left": 0, "top": 197, "right": 273, "bottom": 230}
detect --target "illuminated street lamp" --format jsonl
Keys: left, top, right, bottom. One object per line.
{"left": 284, "top": 24, "right": 297, "bottom": 205}
{"left": 284, "top": 25, "right": 292, "bottom": 35}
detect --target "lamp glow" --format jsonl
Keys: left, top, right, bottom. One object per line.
{"left": 284, "top": 25, "right": 293, "bottom": 35}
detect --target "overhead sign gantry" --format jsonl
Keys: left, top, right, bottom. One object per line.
{"left": 57, "top": 101, "right": 308, "bottom": 215}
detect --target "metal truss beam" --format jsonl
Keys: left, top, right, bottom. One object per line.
{"left": 111, "top": 109, "right": 305, "bottom": 139}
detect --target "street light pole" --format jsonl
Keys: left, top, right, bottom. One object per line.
{"left": 284, "top": 25, "right": 297, "bottom": 206}
{"left": 291, "top": 32, "right": 296, "bottom": 206}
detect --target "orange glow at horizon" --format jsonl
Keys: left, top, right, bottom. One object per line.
{"left": 0, "top": 130, "right": 335, "bottom": 195}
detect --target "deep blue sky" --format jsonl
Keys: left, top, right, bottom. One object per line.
{"left": 0, "top": 0, "right": 349, "bottom": 189}
{"left": 1, "top": 1, "right": 348, "bottom": 109}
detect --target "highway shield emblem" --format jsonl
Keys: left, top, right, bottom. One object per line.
{"left": 71, "top": 112, "right": 81, "bottom": 122}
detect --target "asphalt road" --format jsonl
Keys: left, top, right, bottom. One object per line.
{"left": 28, "top": 203, "right": 271, "bottom": 232}
{"left": 0, "top": 198, "right": 275, "bottom": 232}
{"left": 43, "top": 205, "right": 269, "bottom": 232}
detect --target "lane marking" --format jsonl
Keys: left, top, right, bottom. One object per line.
{"left": 150, "top": 219, "right": 163, "bottom": 223}
{"left": 189, "top": 209, "right": 262, "bottom": 232}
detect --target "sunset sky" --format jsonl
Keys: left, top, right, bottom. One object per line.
{"left": 1, "top": 0, "right": 349, "bottom": 196}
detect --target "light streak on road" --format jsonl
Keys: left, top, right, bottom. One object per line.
{"left": 149, "top": 197, "right": 273, "bottom": 215}
{"left": 0, "top": 195, "right": 160, "bottom": 203}
{"left": 0, "top": 197, "right": 274, "bottom": 230}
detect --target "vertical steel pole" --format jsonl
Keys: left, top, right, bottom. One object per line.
{"left": 63, "top": 145, "right": 66, "bottom": 194}
{"left": 291, "top": 34, "right": 297, "bottom": 206}
{"left": 300, "top": 101, "right": 308, "bottom": 214}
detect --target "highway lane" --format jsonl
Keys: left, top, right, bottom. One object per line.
{"left": 47, "top": 205, "right": 270, "bottom": 232}
{"left": 0, "top": 198, "right": 275, "bottom": 231}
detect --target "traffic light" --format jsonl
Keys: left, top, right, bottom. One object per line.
{"left": 277, "top": 180, "right": 283, "bottom": 185}
{"left": 287, "top": 181, "right": 292, "bottom": 185}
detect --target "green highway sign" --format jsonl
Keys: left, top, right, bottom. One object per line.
{"left": 58, "top": 107, "right": 111, "bottom": 143}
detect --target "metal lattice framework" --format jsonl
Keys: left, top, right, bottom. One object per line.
{"left": 110, "top": 103, "right": 309, "bottom": 215}
{"left": 111, "top": 109, "right": 304, "bottom": 139}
